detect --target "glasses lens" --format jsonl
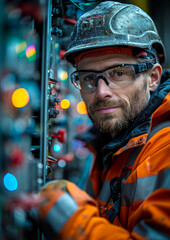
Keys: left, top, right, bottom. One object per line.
{"left": 107, "top": 66, "right": 135, "bottom": 87}
{"left": 78, "top": 72, "right": 96, "bottom": 91}
{"left": 71, "top": 72, "right": 80, "bottom": 89}
{"left": 71, "top": 65, "right": 137, "bottom": 91}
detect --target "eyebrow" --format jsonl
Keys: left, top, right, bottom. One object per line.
{"left": 77, "top": 63, "right": 132, "bottom": 73}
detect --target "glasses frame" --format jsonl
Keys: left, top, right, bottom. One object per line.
{"left": 71, "top": 61, "right": 154, "bottom": 91}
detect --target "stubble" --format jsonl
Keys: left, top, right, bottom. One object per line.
{"left": 87, "top": 80, "right": 150, "bottom": 137}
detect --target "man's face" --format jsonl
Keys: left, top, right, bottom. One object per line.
{"left": 77, "top": 54, "right": 152, "bottom": 137}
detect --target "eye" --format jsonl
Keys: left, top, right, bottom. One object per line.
{"left": 115, "top": 71, "right": 124, "bottom": 77}
{"left": 109, "top": 69, "right": 125, "bottom": 78}
{"left": 83, "top": 74, "right": 96, "bottom": 81}
{"left": 107, "top": 67, "right": 129, "bottom": 81}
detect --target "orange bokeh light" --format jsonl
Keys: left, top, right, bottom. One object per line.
{"left": 11, "top": 88, "right": 30, "bottom": 108}
{"left": 61, "top": 99, "right": 70, "bottom": 109}
{"left": 60, "top": 71, "right": 68, "bottom": 81}
{"left": 77, "top": 101, "right": 87, "bottom": 114}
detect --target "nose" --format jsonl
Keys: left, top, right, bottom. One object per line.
{"left": 95, "top": 78, "right": 113, "bottom": 100}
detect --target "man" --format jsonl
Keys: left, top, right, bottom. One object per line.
{"left": 30, "top": 1, "right": 170, "bottom": 239}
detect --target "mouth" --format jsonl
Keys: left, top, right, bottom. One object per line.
{"left": 96, "top": 106, "right": 119, "bottom": 114}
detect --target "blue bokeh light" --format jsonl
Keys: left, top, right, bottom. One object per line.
{"left": 53, "top": 144, "right": 61, "bottom": 152}
{"left": 3, "top": 173, "right": 18, "bottom": 191}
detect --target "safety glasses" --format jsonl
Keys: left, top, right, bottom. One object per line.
{"left": 71, "top": 62, "right": 154, "bottom": 91}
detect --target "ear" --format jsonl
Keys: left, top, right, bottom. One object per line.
{"left": 149, "top": 63, "right": 162, "bottom": 92}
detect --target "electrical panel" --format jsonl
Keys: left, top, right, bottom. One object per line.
{"left": 0, "top": 0, "right": 95, "bottom": 239}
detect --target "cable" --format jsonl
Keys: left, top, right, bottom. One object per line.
{"left": 68, "top": 0, "right": 84, "bottom": 11}
{"left": 64, "top": 17, "right": 77, "bottom": 25}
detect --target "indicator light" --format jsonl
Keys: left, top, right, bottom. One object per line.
{"left": 3, "top": 173, "right": 18, "bottom": 191}
{"left": 11, "top": 88, "right": 30, "bottom": 108}
{"left": 16, "top": 40, "right": 27, "bottom": 58}
{"left": 59, "top": 71, "right": 68, "bottom": 81}
{"left": 26, "top": 45, "right": 36, "bottom": 62}
{"left": 61, "top": 99, "right": 70, "bottom": 109}
{"left": 58, "top": 160, "right": 66, "bottom": 168}
{"left": 53, "top": 144, "right": 61, "bottom": 152}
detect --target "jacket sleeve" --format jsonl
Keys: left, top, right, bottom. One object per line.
{"left": 30, "top": 177, "right": 170, "bottom": 240}
{"left": 58, "top": 181, "right": 170, "bottom": 240}
{"left": 33, "top": 180, "right": 133, "bottom": 240}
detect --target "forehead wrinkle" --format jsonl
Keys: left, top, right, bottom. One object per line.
{"left": 77, "top": 54, "right": 138, "bottom": 71}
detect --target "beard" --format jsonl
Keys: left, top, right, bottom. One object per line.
{"left": 87, "top": 80, "right": 150, "bottom": 138}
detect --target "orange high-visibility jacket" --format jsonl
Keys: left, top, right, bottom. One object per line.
{"left": 59, "top": 71, "right": 170, "bottom": 240}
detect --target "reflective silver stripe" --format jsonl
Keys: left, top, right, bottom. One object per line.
{"left": 97, "top": 169, "right": 170, "bottom": 206}
{"left": 42, "top": 193, "right": 78, "bottom": 239}
{"left": 122, "top": 168, "right": 170, "bottom": 206}
{"left": 133, "top": 220, "right": 170, "bottom": 239}
{"left": 121, "top": 180, "right": 136, "bottom": 206}
{"left": 98, "top": 180, "right": 110, "bottom": 202}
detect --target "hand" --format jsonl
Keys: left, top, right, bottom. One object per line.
{"left": 28, "top": 180, "right": 96, "bottom": 240}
